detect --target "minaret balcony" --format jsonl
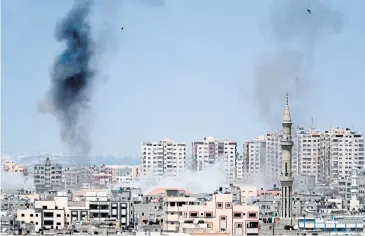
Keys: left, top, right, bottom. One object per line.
{"left": 281, "top": 140, "right": 294, "bottom": 146}
{"left": 280, "top": 176, "right": 294, "bottom": 183}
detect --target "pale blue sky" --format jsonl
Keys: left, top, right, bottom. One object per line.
{"left": 2, "top": 0, "right": 365, "bottom": 157}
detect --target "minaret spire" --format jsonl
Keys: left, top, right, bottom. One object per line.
{"left": 284, "top": 93, "right": 292, "bottom": 122}
{"left": 286, "top": 92, "right": 289, "bottom": 106}
{"left": 280, "top": 93, "right": 294, "bottom": 220}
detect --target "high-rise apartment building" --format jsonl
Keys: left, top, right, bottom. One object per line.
{"left": 141, "top": 138, "right": 186, "bottom": 178}
{"left": 296, "top": 127, "right": 323, "bottom": 183}
{"left": 247, "top": 127, "right": 364, "bottom": 186}
{"left": 265, "top": 131, "right": 282, "bottom": 186}
{"left": 243, "top": 136, "right": 266, "bottom": 179}
{"left": 192, "top": 137, "right": 238, "bottom": 182}
{"left": 323, "top": 128, "right": 364, "bottom": 181}
{"left": 33, "top": 157, "right": 62, "bottom": 192}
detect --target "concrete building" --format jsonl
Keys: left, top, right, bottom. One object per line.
{"left": 162, "top": 189, "right": 259, "bottom": 235}
{"left": 296, "top": 127, "right": 323, "bottom": 183}
{"left": 334, "top": 169, "right": 365, "bottom": 210}
{"left": 33, "top": 158, "right": 62, "bottom": 192}
{"left": 141, "top": 138, "right": 186, "bottom": 178}
{"left": 192, "top": 137, "right": 238, "bottom": 182}
{"left": 323, "top": 128, "right": 364, "bottom": 182}
{"left": 280, "top": 93, "right": 294, "bottom": 219}
{"left": 256, "top": 189, "right": 281, "bottom": 221}
{"left": 106, "top": 165, "right": 142, "bottom": 183}
{"left": 235, "top": 156, "right": 244, "bottom": 180}
{"left": 297, "top": 215, "right": 365, "bottom": 234}
{"left": 17, "top": 196, "right": 68, "bottom": 232}
{"left": 265, "top": 131, "right": 283, "bottom": 187}
{"left": 243, "top": 136, "right": 266, "bottom": 180}
{"left": 3, "top": 161, "right": 26, "bottom": 175}
{"left": 63, "top": 169, "right": 78, "bottom": 189}
{"left": 293, "top": 175, "right": 316, "bottom": 194}
{"left": 16, "top": 191, "right": 134, "bottom": 233}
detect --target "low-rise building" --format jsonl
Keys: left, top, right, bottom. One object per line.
{"left": 162, "top": 189, "right": 259, "bottom": 235}
{"left": 16, "top": 193, "right": 134, "bottom": 233}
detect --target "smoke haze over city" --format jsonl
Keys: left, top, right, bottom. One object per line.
{"left": 2, "top": 0, "right": 365, "bottom": 158}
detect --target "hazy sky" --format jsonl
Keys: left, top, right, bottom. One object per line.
{"left": 2, "top": 0, "right": 365, "bottom": 157}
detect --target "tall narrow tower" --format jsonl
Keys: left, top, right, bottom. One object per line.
{"left": 280, "top": 93, "right": 294, "bottom": 219}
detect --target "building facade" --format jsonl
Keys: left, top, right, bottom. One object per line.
{"left": 141, "top": 138, "right": 186, "bottom": 178}
{"left": 243, "top": 136, "right": 266, "bottom": 179}
{"left": 192, "top": 137, "right": 238, "bottom": 182}
{"left": 162, "top": 189, "right": 259, "bottom": 235}
{"left": 33, "top": 158, "right": 62, "bottom": 192}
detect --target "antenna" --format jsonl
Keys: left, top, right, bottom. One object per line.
{"left": 311, "top": 117, "right": 314, "bottom": 130}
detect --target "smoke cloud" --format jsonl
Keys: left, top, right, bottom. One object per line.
{"left": 252, "top": 0, "right": 345, "bottom": 126}
{"left": 118, "top": 158, "right": 227, "bottom": 194}
{"left": 1, "top": 172, "right": 34, "bottom": 193}
{"left": 41, "top": 0, "right": 96, "bottom": 167}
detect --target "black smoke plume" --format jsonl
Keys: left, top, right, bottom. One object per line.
{"left": 41, "top": 0, "right": 95, "bottom": 166}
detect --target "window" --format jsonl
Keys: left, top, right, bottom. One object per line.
{"left": 225, "top": 203, "right": 232, "bottom": 209}
{"left": 44, "top": 212, "right": 54, "bottom": 218}
{"left": 21, "top": 214, "right": 25, "bottom": 217}
{"left": 247, "top": 221, "right": 259, "bottom": 228}
{"left": 44, "top": 220, "right": 53, "bottom": 226}
{"left": 233, "top": 212, "right": 242, "bottom": 218}
{"left": 248, "top": 212, "right": 257, "bottom": 218}
{"left": 205, "top": 212, "right": 213, "bottom": 218}
{"left": 217, "top": 202, "right": 223, "bottom": 209}
{"left": 30, "top": 214, "right": 33, "bottom": 217}
{"left": 55, "top": 206, "right": 58, "bottom": 209}
{"left": 56, "top": 214, "right": 61, "bottom": 217}
{"left": 56, "top": 222, "right": 61, "bottom": 225}
{"left": 190, "top": 212, "right": 198, "bottom": 218}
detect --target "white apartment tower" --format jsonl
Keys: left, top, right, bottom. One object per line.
{"left": 243, "top": 136, "right": 266, "bottom": 179}
{"left": 296, "top": 127, "right": 323, "bottom": 183}
{"left": 323, "top": 128, "right": 364, "bottom": 181}
{"left": 280, "top": 93, "right": 294, "bottom": 219}
{"left": 192, "top": 137, "right": 237, "bottom": 182}
{"left": 265, "top": 131, "right": 282, "bottom": 186}
{"left": 141, "top": 138, "right": 186, "bottom": 178}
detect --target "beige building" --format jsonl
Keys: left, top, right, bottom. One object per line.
{"left": 162, "top": 190, "right": 259, "bottom": 235}
{"left": 93, "top": 173, "right": 112, "bottom": 186}
{"left": 105, "top": 164, "right": 142, "bottom": 183}
{"left": 4, "top": 160, "right": 26, "bottom": 174}
{"left": 17, "top": 196, "right": 68, "bottom": 232}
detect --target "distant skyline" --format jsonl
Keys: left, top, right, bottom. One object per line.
{"left": 2, "top": 0, "right": 365, "bottom": 158}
